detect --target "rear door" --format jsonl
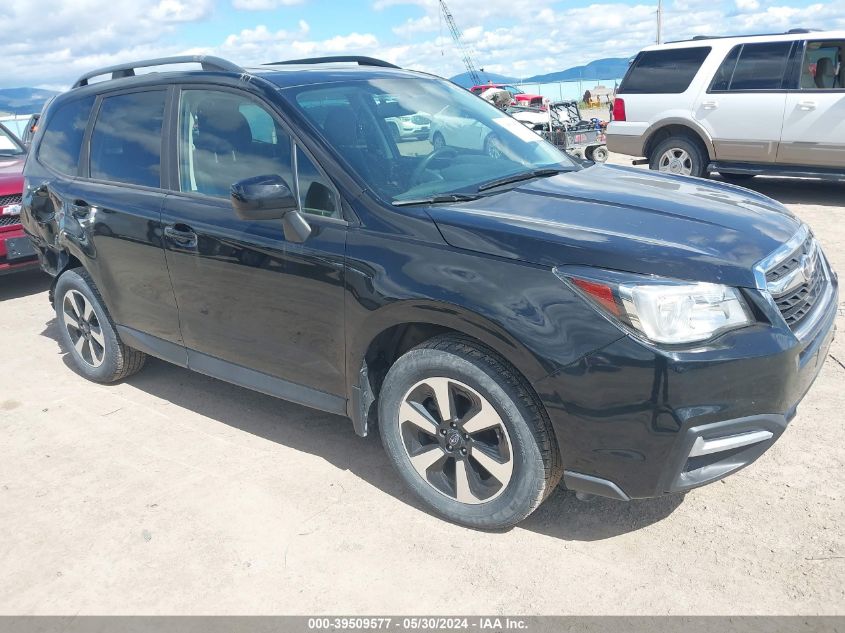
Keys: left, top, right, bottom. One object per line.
{"left": 72, "top": 88, "right": 182, "bottom": 348}
{"left": 694, "top": 41, "right": 793, "bottom": 163}
{"left": 779, "top": 38, "right": 845, "bottom": 168}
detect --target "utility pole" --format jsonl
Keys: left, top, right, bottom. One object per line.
{"left": 656, "top": 0, "right": 663, "bottom": 44}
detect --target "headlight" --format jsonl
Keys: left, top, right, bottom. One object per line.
{"left": 554, "top": 267, "right": 753, "bottom": 345}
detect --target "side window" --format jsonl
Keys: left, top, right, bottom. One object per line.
{"left": 710, "top": 46, "right": 741, "bottom": 92}
{"left": 801, "top": 41, "right": 844, "bottom": 89}
{"left": 295, "top": 145, "right": 339, "bottom": 218}
{"left": 178, "top": 89, "right": 293, "bottom": 198}
{"left": 89, "top": 91, "right": 165, "bottom": 188}
{"left": 724, "top": 42, "right": 792, "bottom": 91}
{"left": 619, "top": 47, "right": 711, "bottom": 94}
{"left": 38, "top": 96, "right": 95, "bottom": 176}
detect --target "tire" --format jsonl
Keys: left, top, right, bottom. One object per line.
{"left": 587, "top": 145, "right": 609, "bottom": 163}
{"left": 719, "top": 172, "right": 756, "bottom": 184}
{"left": 389, "top": 122, "right": 401, "bottom": 141}
{"left": 54, "top": 268, "right": 146, "bottom": 383}
{"left": 378, "top": 334, "right": 562, "bottom": 529}
{"left": 649, "top": 135, "right": 708, "bottom": 178}
{"left": 431, "top": 132, "right": 445, "bottom": 150}
{"left": 483, "top": 134, "right": 503, "bottom": 159}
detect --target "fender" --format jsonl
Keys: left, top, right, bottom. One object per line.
{"left": 643, "top": 116, "right": 716, "bottom": 160}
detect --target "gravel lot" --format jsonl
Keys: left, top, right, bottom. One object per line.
{"left": 1, "top": 155, "right": 843, "bottom": 615}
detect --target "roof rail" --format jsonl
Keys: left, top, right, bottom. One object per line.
{"left": 73, "top": 55, "right": 244, "bottom": 88}
{"left": 265, "top": 56, "right": 400, "bottom": 69}
{"left": 668, "top": 29, "right": 826, "bottom": 44}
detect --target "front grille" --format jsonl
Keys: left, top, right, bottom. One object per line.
{"left": 0, "top": 193, "right": 22, "bottom": 207}
{"left": 0, "top": 215, "right": 21, "bottom": 227}
{"left": 411, "top": 114, "right": 430, "bottom": 125}
{"left": 765, "top": 236, "right": 827, "bottom": 331}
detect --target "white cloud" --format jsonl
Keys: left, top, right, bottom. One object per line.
{"left": 735, "top": 0, "right": 760, "bottom": 10}
{"left": 231, "top": 0, "right": 306, "bottom": 9}
{"left": 3, "top": 0, "right": 845, "bottom": 92}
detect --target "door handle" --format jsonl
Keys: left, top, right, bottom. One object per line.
{"left": 164, "top": 224, "right": 198, "bottom": 249}
{"left": 797, "top": 100, "right": 817, "bottom": 110}
{"left": 701, "top": 100, "right": 718, "bottom": 110}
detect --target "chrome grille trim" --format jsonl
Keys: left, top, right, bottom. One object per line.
{"left": 0, "top": 193, "right": 22, "bottom": 208}
{"left": 754, "top": 225, "right": 834, "bottom": 339}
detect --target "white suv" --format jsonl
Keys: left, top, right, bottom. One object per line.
{"left": 607, "top": 30, "right": 845, "bottom": 181}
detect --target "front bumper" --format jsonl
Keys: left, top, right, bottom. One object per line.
{"left": 0, "top": 224, "right": 39, "bottom": 274}
{"left": 536, "top": 278, "right": 838, "bottom": 500}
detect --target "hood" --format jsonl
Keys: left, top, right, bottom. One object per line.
{"left": 0, "top": 156, "right": 25, "bottom": 197}
{"left": 427, "top": 164, "right": 801, "bottom": 288}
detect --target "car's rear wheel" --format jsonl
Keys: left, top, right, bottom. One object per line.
{"left": 431, "top": 132, "right": 445, "bottom": 150}
{"left": 650, "top": 136, "right": 707, "bottom": 178}
{"left": 378, "top": 334, "right": 562, "bottom": 529}
{"left": 484, "top": 134, "right": 503, "bottom": 159}
{"left": 587, "top": 145, "right": 608, "bottom": 163}
{"left": 54, "top": 268, "right": 146, "bottom": 383}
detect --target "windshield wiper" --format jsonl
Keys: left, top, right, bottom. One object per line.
{"left": 477, "top": 168, "right": 568, "bottom": 192}
{"left": 393, "top": 193, "right": 481, "bottom": 207}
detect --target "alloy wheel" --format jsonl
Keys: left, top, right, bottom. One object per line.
{"left": 62, "top": 289, "right": 106, "bottom": 368}
{"left": 658, "top": 148, "right": 693, "bottom": 175}
{"left": 397, "top": 377, "right": 514, "bottom": 505}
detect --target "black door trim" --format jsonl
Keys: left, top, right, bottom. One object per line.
{"left": 117, "top": 324, "right": 348, "bottom": 416}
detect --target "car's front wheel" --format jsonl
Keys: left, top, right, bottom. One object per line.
{"left": 54, "top": 268, "right": 146, "bottom": 383}
{"left": 650, "top": 136, "right": 707, "bottom": 178}
{"left": 379, "top": 335, "right": 562, "bottom": 529}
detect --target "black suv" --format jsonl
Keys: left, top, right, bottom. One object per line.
{"left": 21, "top": 55, "right": 838, "bottom": 529}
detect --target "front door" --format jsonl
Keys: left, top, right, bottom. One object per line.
{"left": 694, "top": 41, "right": 793, "bottom": 163}
{"left": 162, "top": 87, "right": 348, "bottom": 408}
{"left": 778, "top": 38, "right": 845, "bottom": 168}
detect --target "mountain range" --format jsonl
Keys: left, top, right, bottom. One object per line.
{"left": 449, "top": 57, "right": 630, "bottom": 87}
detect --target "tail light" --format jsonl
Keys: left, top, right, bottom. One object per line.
{"left": 612, "top": 98, "right": 626, "bottom": 121}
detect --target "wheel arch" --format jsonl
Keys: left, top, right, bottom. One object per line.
{"left": 643, "top": 120, "right": 715, "bottom": 162}
{"left": 346, "top": 300, "right": 552, "bottom": 437}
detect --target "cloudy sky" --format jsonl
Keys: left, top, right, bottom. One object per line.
{"left": 2, "top": 0, "right": 844, "bottom": 89}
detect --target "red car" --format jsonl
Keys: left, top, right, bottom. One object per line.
{"left": 469, "top": 83, "right": 545, "bottom": 107}
{"left": 0, "top": 123, "right": 38, "bottom": 275}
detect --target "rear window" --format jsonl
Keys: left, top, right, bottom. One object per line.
{"left": 711, "top": 42, "right": 793, "bottom": 91}
{"left": 619, "top": 47, "right": 711, "bottom": 94}
{"left": 38, "top": 96, "right": 95, "bottom": 176}
{"left": 89, "top": 90, "right": 166, "bottom": 188}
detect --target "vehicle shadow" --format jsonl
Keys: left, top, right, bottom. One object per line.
{"left": 0, "top": 269, "right": 50, "bottom": 301}
{"left": 40, "top": 318, "right": 684, "bottom": 540}
{"left": 713, "top": 175, "right": 845, "bottom": 207}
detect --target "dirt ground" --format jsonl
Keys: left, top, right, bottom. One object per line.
{"left": 1, "top": 156, "right": 843, "bottom": 615}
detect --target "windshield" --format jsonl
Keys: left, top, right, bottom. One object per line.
{"left": 286, "top": 78, "right": 577, "bottom": 204}
{"left": 0, "top": 124, "right": 26, "bottom": 157}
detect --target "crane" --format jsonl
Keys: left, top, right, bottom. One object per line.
{"left": 439, "top": 0, "right": 482, "bottom": 86}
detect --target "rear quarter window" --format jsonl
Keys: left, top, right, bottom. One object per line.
{"left": 38, "top": 96, "right": 95, "bottom": 176}
{"left": 619, "top": 47, "right": 712, "bottom": 94}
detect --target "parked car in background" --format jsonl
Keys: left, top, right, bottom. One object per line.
{"left": 385, "top": 112, "right": 431, "bottom": 141}
{"left": 0, "top": 122, "right": 38, "bottom": 274}
{"left": 470, "top": 83, "right": 545, "bottom": 108}
{"left": 22, "top": 55, "right": 837, "bottom": 529}
{"left": 429, "top": 104, "right": 501, "bottom": 155}
{"left": 607, "top": 30, "right": 845, "bottom": 181}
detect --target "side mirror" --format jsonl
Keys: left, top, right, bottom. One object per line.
{"left": 231, "top": 174, "right": 298, "bottom": 221}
